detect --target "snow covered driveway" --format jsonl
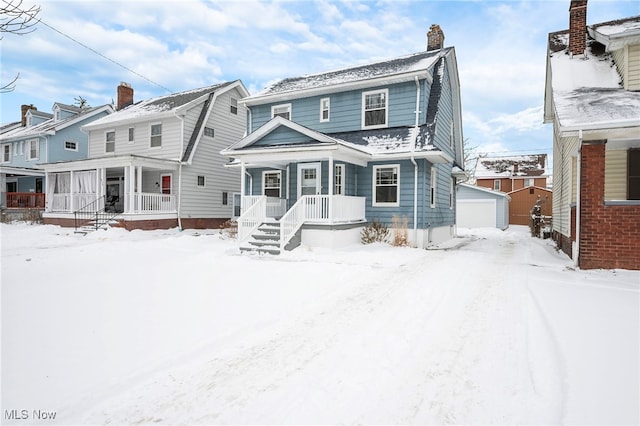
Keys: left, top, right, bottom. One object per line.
{"left": 2, "top": 224, "right": 638, "bottom": 425}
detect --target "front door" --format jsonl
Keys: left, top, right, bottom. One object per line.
{"left": 297, "top": 163, "right": 321, "bottom": 198}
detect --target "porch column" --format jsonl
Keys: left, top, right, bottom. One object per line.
{"left": 127, "top": 165, "right": 135, "bottom": 213}
{"left": 136, "top": 166, "right": 142, "bottom": 213}
{"left": 328, "top": 155, "right": 334, "bottom": 223}
{"left": 240, "top": 161, "right": 246, "bottom": 212}
{"left": 69, "top": 170, "right": 75, "bottom": 212}
{"left": 1, "top": 172, "right": 7, "bottom": 209}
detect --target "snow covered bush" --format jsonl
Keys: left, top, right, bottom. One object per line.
{"left": 219, "top": 219, "right": 237, "bottom": 239}
{"left": 391, "top": 215, "right": 409, "bottom": 247}
{"left": 361, "top": 219, "right": 390, "bottom": 244}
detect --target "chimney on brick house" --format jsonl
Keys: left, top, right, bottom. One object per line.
{"left": 568, "top": 0, "right": 588, "bottom": 56}
{"left": 117, "top": 82, "right": 134, "bottom": 110}
{"left": 21, "top": 104, "right": 36, "bottom": 126}
{"left": 427, "top": 24, "right": 445, "bottom": 51}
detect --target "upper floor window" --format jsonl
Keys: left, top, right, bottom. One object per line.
{"left": 230, "top": 97, "right": 238, "bottom": 115}
{"left": 272, "top": 104, "right": 291, "bottom": 120}
{"left": 373, "top": 164, "right": 399, "bottom": 206}
{"left": 2, "top": 144, "right": 11, "bottom": 163}
{"left": 523, "top": 178, "right": 534, "bottom": 187}
{"left": 150, "top": 123, "right": 162, "bottom": 148}
{"left": 320, "top": 98, "right": 330, "bottom": 122}
{"left": 26, "top": 139, "right": 39, "bottom": 161}
{"left": 64, "top": 141, "right": 78, "bottom": 151}
{"left": 128, "top": 127, "right": 135, "bottom": 143}
{"left": 204, "top": 127, "right": 215, "bottom": 138}
{"left": 106, "top": 131, "right": 115, "bottom": 153}
{"left": 493, "top": 179, "right": 501, "bottom": 191}
{"left": 197, "top": 175, "right": 206, "bottom": 187}
{"left": 362, "top": 89, "right": 388, "bottom": 129}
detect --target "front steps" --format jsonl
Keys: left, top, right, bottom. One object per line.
{"left": 240, "top": 220, "right": 301, "bottom": 255}
{"left": 74, "top": 217, "right": 120, "bottom": 235}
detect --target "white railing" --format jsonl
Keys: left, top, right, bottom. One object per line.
{"left": 331, "top": 195, "right": 366, "bottom": 223}
{"left": 238, "top": 195, "right": 267, "bottom": 244}
{"left": 241, "top": 195, "right": 263, "bottom": 213}
{"left": 279, "top": 197, "right": 307, "bottom": 252}
{"left": 135, "top": 193, "right": 176, "bottom": 212}
{"left": 266, "top": 197, "right": 287, "bottom": 218}
{"left": 74, "top": 193, "right": 99, "bottom": 211}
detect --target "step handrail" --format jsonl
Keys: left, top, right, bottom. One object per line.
{"left": 279, "top": 196, "right": 308, "bottom": 252}
{"left": 237, "top": 196, "right": 267, "bottom": 245}
{"left": 73, "top": 195, "right": 120, "bottom": 232}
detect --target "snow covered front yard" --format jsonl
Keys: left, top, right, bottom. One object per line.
{"left": 1, "top": 223, "right": 638, "bottom": 425}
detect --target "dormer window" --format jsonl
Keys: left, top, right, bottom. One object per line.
{"left": 272, "top": 104, "right": 291, "bottom": 120}
{"left": 362, "top": 89, "right": 388, "bottom": 129}
{"left": 26, "top": 113, "right": 32, "bottom": 127}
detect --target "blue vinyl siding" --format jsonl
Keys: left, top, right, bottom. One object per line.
{"left": 250, "top": 80, "right": 431, "bottom": 135}
{"left": 431, "top": 60, "right": 456, "bottom": 158}
{"left": 253, "top": 126, "right": 310, "bottom": 147}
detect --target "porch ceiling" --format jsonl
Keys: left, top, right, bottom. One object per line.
{"left": 41, "top": 155, "right": 180, "bottom": 172}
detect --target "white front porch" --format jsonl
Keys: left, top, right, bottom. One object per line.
{"left": 238, "top": 194, "right": 366, "bottom": 253}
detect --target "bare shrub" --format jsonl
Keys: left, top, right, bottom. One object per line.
{"left": 391, "top": 215, "right": 409, "bottom": 247}
{"left": 361, "top": 220, "right": 390, "bottom": 244}
{"left": 219, "top": 219, "right": 238, "bottom": 239}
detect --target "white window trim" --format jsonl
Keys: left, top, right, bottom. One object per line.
{"left": 64, "top": 141, "right": 78, "bottom": 152}
{"left": 2, "top": 144, "right": 11, "bottom": 163}
{"left": 297, "top": 163, "right": 322, "bottom": 198}
{"left": 271, "top": 103, "right": 292, "bottom": 120}
{"left": 430, "top": 167, "right": 437, "bottom": 208}
{"left": 150, "top": 123, "right": 162, "bottom": 148}
{"left": 26, "top": 139, "right": 39, "bottom": 161}
{"left": 362, "top": 88, "right": 389, "bottom": 130}
{"left": 493, "top": 179, "right": 501, "bottom": 191}
{"left": 196, "top": 175, "right": 206, "bottom": 188}
{"left": 160, "top": 173, "right": 172, "bottom": 194}
{"left": 105, "top": 130, "right": 116, "bottom": 153}
{"left": 128, "top": 127, "right": 135, "bottom": 144}
{"left": 320, "top": 97, "right": 330, "bottom": 122}
{"left": 334, "top": 163, "right": 345, "bottom": 195}
{"left": 262, "top": 170, "right": 282, "bottom": 198}
{"left": 230, "top": 97, "right": 238, "bottom": 115}
{"left": 372, "top": 164, "right": 400, "bottom": 207}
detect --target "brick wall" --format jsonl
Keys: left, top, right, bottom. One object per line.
{"left": 579, "top": 142, "right": 640, "bottom": 270}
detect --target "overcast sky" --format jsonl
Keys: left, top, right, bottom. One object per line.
{"left": 1, "top": 0, "right": 638, "bottom": 164}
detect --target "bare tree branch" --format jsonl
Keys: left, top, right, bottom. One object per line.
{"left": 0, "top": 0, "right": 41, "bottom": 38}
{"left": 0, "top": 72, "right": 19, "bottom": 93}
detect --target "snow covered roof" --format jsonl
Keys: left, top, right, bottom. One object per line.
{"left": 589, "top": 16, "right": 640, "bottom": 50}
{"left": 85, "top": 81, "right": 235, "bottom": 128}
{"left": 0, "top": 104, "right": 113, "bottom": 142}
{"left": 546, "top": 16, "right": 640, "bottom": 132}
{"left": 244, "top": 48, "right": 451, "bottom": 104}
{"left": 475, "top": 154, "right": 547, "bottom": 179}
{"left": 53, "top": 102, "right": 83, "bottom": 114}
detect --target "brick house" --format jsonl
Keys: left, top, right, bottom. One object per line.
{"left": 543, "top": 1, "right": 640, "bottom": 270}
{"left": 475, "top": 154, "right": 548, "bottom": 193}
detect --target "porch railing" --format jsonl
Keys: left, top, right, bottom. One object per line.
{"left": 134, "top": 193, "right": 176, "bottom": 212}
{"left": 238, "top": 195, "right": 267, "bottom": 244}
{"left": 266, "top": 197, "right": 287, "bottom": 218}
{"left": 5, "top": 192, "right": 45, "bottom": 208}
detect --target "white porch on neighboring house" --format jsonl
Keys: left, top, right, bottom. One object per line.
{"left": 42, "top": 155, "right": 180, "bottom": 221}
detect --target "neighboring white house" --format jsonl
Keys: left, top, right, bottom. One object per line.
{"left": 456, "top": 183, "right": 510, "bottom": 230}
{"left": 42, "top": 81, "right": 249, "bottom": 230}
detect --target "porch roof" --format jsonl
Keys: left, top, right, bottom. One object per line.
{"left": 40, "top": 154, "right": 180, "bottom": 173}
{"left": 0, "top": 165, "right": 45, "bottom": 176}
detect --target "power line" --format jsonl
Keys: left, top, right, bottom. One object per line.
{"left": 33, "top": 15, "right": 173, "bottom": 93}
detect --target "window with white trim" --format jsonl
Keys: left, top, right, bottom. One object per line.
{"left": 230, "top": 97, "right": 238, "bottom": 115}
{"left": 204, "top": 127, "right": 215, "bottom": 138}
{"left": 523, "top": 178, "right": 534, "bottom": 187}
{"left": 26, "top": 139, "right": 39, "bottom": 161}
{"left": 263, "top": 171, "right": 281, "bottom": 197}
{"left": 128, "top": 127, "right": 135, "bottom": 143}
{"left": 430, "top": 167, "right": 437, "bottom": 208}
{"left": 106, "top": 130, "right": 115, "bottom": 153}
{"left": 373, "top": 164, "right": 399, "bottom": 206}
{"left": 320, "top": 97, "right": 330, "bottom": 122}
{"left": 2, "top": 144, "right": 11, "bottom": 162}
{"left": 197, "top": 175, "right": 205, "bottom": 187}
{"left": 493, "top": 179, "right": 501, "bottom": 191}
{"left": 150, "top": 123, "right": 162, "bottom": 147}
{"left": 272, "top": 104, "right": 291, "bottom": 120}
{"left": 222, "top": 191, "right": 229, "bottom": 205}
{"left": 362, "top": 89, "right": 388, "bottom": 129}
{"left": 64, "top": 141, "right": 78, "bottom": 151}
{"left": 334, "top": 164, "right": 344, "bottom": 195}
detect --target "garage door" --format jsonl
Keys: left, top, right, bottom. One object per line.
{"left": 457, "top": 199, "right": 496, "bottom": 228}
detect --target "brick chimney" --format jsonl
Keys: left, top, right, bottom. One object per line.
{"left": 117, "top": 82, "right": 134, "bottom": 110}
{"left": 21, "top": 104, "right": 36, "bottom": 126}
{"left": 568, "top": 0, "right": 588, "bottom": 56}
{"left": 427, "top": 24, "right": 445, "bottom": 51}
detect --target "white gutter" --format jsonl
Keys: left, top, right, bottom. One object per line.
{"left": 411, "top": 76, "right": 420, "bottom": 245}
{"left": 574, "top": 129, "right": 582, "bottom": 268}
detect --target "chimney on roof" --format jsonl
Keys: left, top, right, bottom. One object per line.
{"left": 117, "top": 82, "right": 134, "bottom": 110}
{"left": 21, "top": 104, "right": 36, "bottom": 127}
{"left": 568, "top": 0, "right": 588, "bottom": 56}
{"left": 427, "top": 24, "right": 445, "bottom": 51}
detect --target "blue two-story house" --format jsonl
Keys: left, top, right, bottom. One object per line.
{"left": 222, "top": 25, "right": 465, "bottom": 253}
{"left": 0, "top": 102, "right": 113, "bottom": 209}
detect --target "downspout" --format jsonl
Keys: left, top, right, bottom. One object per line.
{"left": 574, "top": 129, "right": 582, "bottom": 268}
{"left": 411, "top": 77, "right": 420, "bottom": 246}
{"left": 174, "top": 110, "right": 185, "bottom": 231}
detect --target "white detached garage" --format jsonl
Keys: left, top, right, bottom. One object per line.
{"left": 456, "top": 183, "right": 510, "bottom": 230}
